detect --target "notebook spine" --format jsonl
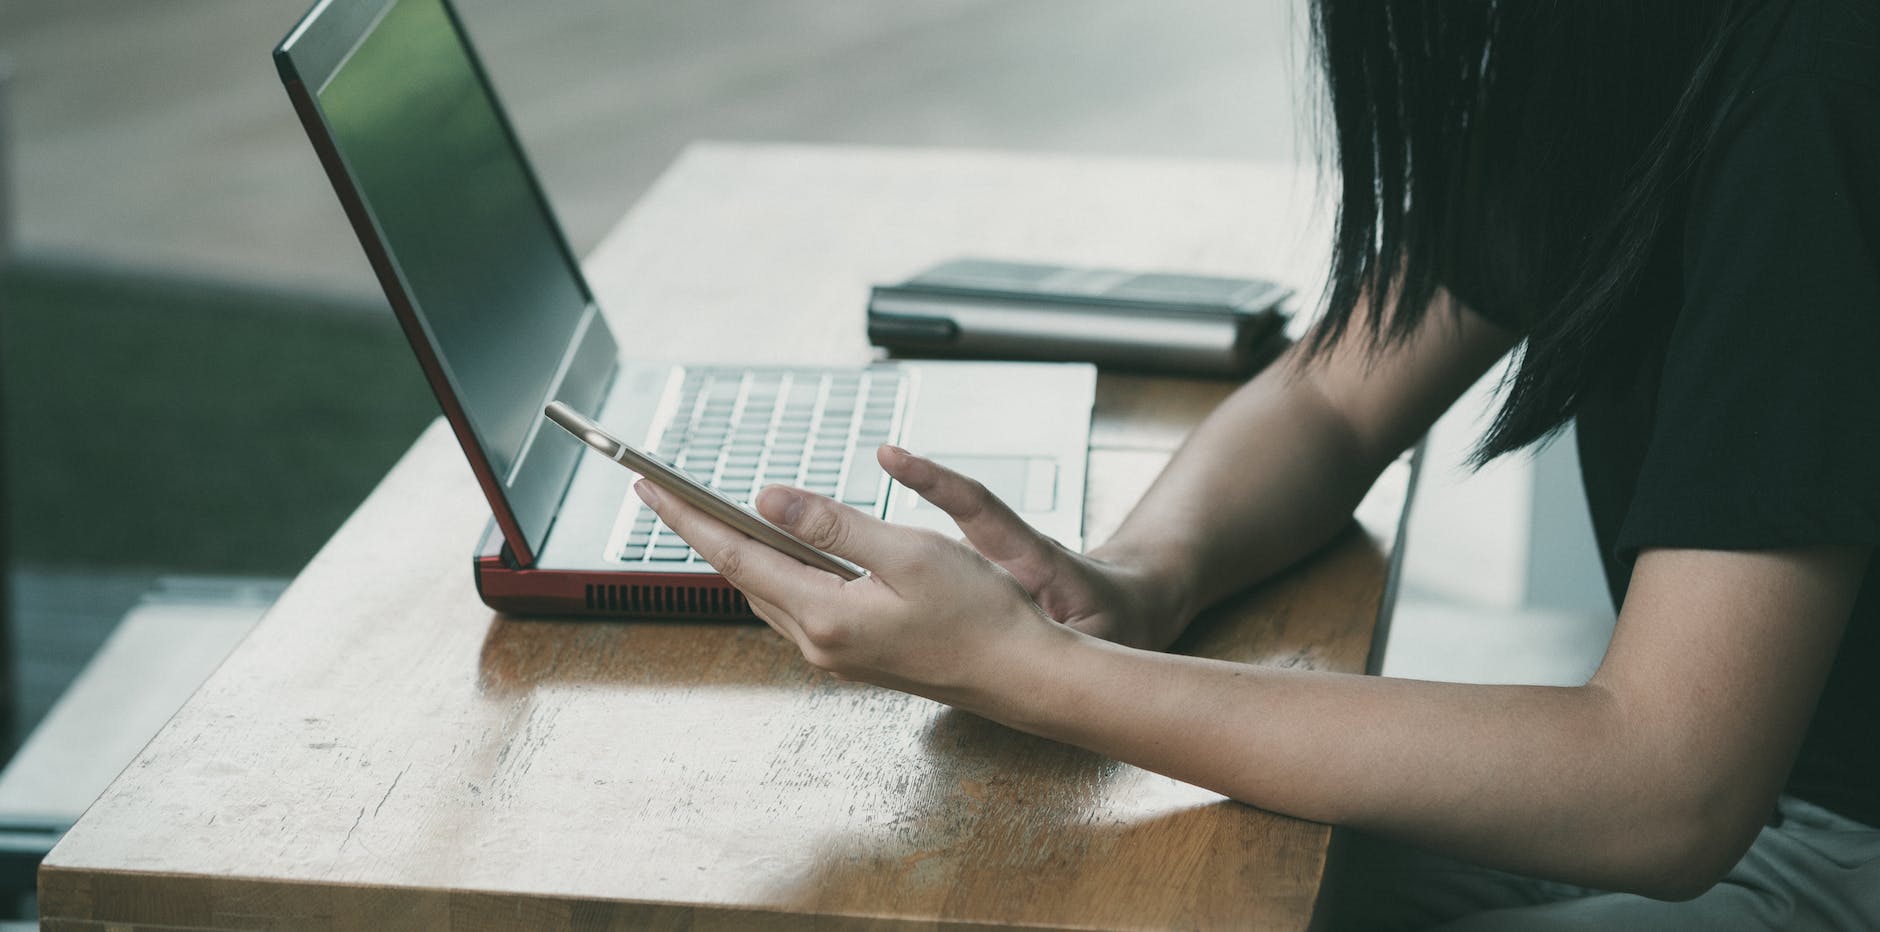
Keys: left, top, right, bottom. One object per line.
{"left": 866, "top": 288, "right": 1283, "bottom": 378}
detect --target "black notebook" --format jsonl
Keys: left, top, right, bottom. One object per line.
{"left": 867, "top": 258, "right": 1290, "bottom": 377}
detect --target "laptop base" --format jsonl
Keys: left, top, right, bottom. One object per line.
{"left": 475, "top": 525, "right": 755, "bottom": 620}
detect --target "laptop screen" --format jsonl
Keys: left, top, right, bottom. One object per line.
{"left": 315, "top": 0, "right": 590, "bottom": 484}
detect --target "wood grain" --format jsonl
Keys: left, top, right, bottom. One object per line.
{"left": 39, "top": 145, "right": 1398, "bottom": 931}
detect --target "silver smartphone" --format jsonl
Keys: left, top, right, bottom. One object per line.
{"left": 544, "top": 401, "right": 865, "bottom": 581}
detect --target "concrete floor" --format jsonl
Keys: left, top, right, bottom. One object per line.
{"left": 2, "top": 0, "right": 1310, "bottom": 297}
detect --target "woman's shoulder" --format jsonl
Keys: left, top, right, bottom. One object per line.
{"left": 1807, "top": 0, "right": 1880, "bottom": 91}
{"left": 1694, "top": 0, "right": 1879, "bottom": 211}
{"left": 1721, "top": 0, "right": 1878, "bottom": 98}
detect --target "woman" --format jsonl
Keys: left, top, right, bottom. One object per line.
{"left": 638, "top": 0, "right": 1879, "bottom": 926}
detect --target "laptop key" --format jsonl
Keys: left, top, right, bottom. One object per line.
{"left": 610, "top": 365, "right": 913, "bottom": 564}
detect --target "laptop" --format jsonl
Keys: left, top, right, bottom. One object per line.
{"left": 273, "top": 0, "right": 1096, "bottom": 619}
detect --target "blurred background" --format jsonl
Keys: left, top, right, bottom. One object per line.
{"left": 0, "top": 0, "right": 1610, "bottom": 920}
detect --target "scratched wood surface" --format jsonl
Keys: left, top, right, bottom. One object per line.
{"left": 38, "top": 144, "right": 1404, "bottom": 931}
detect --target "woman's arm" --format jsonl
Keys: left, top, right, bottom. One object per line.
{"left": 636, "top": 291, "right": 1867, "bottom": 898}
{"left": 644, "top": 468, "right": 1867, "bottom": 899}
{"left": 1091, "top": 289, "right": 1516, "bottom": 641}
{"left": 982, "top": 544, "right": 1866, "bottom": 900}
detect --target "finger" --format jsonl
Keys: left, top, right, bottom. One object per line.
{"left": 635, "top": 481, "right": 837, "bottom": 617}
{"left": 745, "top": 590, "right": 851, "bottom": 679}
{"left": 875, "top": 445, "right": 1064, "bottom": 590}
{"left": 743, "top": 590, "right": 807, "bottom": 647}
{"left": 752, "top": 484, "right": 921, "bottom": 572}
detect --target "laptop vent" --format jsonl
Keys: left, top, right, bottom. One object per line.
{"left": 585, "top": 583, "right": 751, "bottom": 618}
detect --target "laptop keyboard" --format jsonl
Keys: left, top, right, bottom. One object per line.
{"left": 615, "top": 367, "right": 909, "bottom": 565}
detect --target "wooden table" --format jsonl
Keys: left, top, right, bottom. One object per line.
{"left": 39, "top": 144, "right": 1409, "bottom": 931}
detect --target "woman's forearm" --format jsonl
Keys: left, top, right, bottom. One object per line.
{"left": 1096, "top": 298, "right": 1516, "bottom": 642}
{"left": 970, "top": 626, "right": 1724, "bottom": 899}
{"left": 1092, "top": 353, "right": 1398, "bottom": 634}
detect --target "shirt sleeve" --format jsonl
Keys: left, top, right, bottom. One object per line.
{"left": 1617, "top": 71, "right": 1880, "bottom": 555}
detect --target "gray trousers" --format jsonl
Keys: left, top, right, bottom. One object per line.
{"left": 1323, "top": 795, "right": 1880, "bottom": 931}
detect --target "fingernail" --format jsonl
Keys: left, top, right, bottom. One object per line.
{"left": 764, "top": 486, "right": 805, "bottom": 525}
{"left": 634, "top": 480, "right": 661, "bottom": 507}
{"left": 884, "top": 444, "right": 911, "bottom": 459}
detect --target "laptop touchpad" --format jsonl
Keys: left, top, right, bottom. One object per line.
{"left": 911, "top": 455, "right": 1057, "bottom": 513}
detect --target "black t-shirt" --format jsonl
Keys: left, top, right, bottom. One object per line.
{"left": 1471, "top": 0, "right": 1880, "bottom": 827}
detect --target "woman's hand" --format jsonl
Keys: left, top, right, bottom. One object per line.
{"left": 632, "top": 461, "right": 1063, "bottom": 706}
{"left": 632, "top": 445, "right": 1190, "bottom": 702}
{"left": 872, "top": 446, "right": 1192, "bottom": 650}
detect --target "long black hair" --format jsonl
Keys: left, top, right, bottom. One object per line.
{"left": 1307, "top": 1, "right": 1751, "bottom": 462}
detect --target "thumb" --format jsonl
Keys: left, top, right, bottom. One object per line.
{"left": 876, "top": 444, "right": 1066, "bottom": 593}
{"left": 755, "top": 484, "right": 912, "bottom": 569}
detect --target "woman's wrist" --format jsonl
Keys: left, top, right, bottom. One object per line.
{"left": 954, "top": 610, "right": 1096, "bottom": 731}
{"left": 1087, "top": 536, "right": 1203, "bottom": 644}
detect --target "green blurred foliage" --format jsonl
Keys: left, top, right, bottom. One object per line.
{"left": 0, "top": 265, "right": 437, "bottom": 574}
